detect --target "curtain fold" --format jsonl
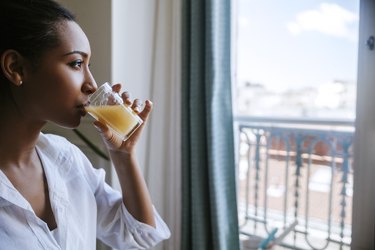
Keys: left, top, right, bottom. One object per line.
{"left": 181, "top": 0, "right": 240, "bottom": 249}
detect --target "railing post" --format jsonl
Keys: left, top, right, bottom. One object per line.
{"left": 253, "top": 131, "right": 262, "bottom": 233}
{"left": 339, "top": 139, "right": 352, "bottom": 249}
{"left": 293, "top": 133, "right": 303, "bottom": 246}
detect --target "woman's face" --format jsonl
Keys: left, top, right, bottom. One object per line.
{"left": 17, "top": 21, "right": 97, "bottom": 128}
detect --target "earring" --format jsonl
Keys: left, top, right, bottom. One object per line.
{"left": 19, "top": 80, "right": 23, "bottom": 86}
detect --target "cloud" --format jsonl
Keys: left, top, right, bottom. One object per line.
{"left": 287, "top": 3, "right": 358, "bottom": 41}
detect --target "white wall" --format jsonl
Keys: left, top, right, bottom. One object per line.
{"left": 112, "top": 0, "right": 155, "bottom": 96}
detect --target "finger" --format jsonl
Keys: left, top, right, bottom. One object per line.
{"left": 93, "top": 121, "right": 123, "bottom": 149}
{"left": 131, "top": 99, "right": 142, "bottom": 113}
{"left": 121, "top": 91, "right": 132, "bottom": 106}
{"left": 93, "top": 120, "right": 110, "bottom": 136}
{"left": 137, "top": 100, "right": 153, "bottom": 121}
{"left": 111, "top": 83, "right": 122, "bottom": 93}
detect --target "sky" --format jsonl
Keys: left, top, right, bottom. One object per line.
{"left": 235, "top": 0, "right": 360, "bottom": 92}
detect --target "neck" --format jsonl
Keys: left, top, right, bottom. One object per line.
{"left": 0, "top": 104, "right": 45, "bottom": 168}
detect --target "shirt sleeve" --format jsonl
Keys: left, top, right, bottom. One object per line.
{"left": 72, "top": 145, "right": 171, "bottom": 249}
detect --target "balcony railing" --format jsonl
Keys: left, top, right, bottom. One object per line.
{"left": 234, "top": 116, "right": 354, "bottom": 250}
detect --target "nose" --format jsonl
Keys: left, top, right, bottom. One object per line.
{"left": 82, "top": 70, "right": 97, "bottom": 95}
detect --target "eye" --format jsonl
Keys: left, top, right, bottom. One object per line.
{"left": 68, "top": 60, "right": 84, "bottom": 69}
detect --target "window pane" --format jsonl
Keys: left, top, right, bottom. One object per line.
{"left": 234, "top": 0, "right": 359, "bottom": 120}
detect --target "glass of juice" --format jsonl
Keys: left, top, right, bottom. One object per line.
{"left": 85, "top": 82, "right": 143, "bottom": 141}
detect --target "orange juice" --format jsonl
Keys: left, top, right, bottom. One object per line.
{"left": 86, "top": 105, "right": 142, "bottom": 139}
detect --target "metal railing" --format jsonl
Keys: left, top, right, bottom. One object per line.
{"left": 235, "top": 116, "right": 354, "bottom": 250}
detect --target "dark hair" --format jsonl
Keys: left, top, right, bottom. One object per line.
{"left": 0, "top": 0, "right": 75, "bottom": 64}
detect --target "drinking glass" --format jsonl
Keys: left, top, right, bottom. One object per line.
{"left": 86, "top": 82, "right": 143, "bottom": 141}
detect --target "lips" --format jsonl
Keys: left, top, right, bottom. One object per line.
{"left": 77, "top": 102, "right": 90, "bottom": 116}
{"left": 77, "top": 101, "right": 90, "bottom": 108}
{"left": 78, "top": 107, "right": 87, "bottom": 116}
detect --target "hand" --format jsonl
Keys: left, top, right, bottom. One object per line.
{"left": 93, "top": 83, "right": 153, "bottom": 154}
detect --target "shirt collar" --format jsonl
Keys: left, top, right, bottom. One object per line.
{"left": 0, "top": 133, "right": 71, "bottom": 210}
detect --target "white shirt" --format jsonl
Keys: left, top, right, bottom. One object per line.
{"left": 0, "top": 133, "right": 170, "bottom": 250}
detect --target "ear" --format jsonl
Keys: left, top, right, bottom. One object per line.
{"left": 1, "top": 49, "right": 26, "bottom": 86}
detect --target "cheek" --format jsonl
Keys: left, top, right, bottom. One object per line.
{"left": 26, "top": 73, "right": 82, "bottom": 113}
{"left": 37, "top": 68, "right": 83, "bottom": 97}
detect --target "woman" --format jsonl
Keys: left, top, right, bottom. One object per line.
{"left": 0, "top": 0, "right": 170, "bottom": 249}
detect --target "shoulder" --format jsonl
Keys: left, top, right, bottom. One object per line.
{"left": 38, "top": 132, "right": 105, "bottom": 190}
{"left": 37, "top": 132, "right": 90, "bottom": 174}
{"left": 38, "top": 132, "right": 72, "bottom": 148}
{"left": 38, "top": 132, "right": 86, "bottom": 156}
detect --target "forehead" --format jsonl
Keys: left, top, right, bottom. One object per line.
{"left": 54, "top": 21, "right": 91, "bottom": 57}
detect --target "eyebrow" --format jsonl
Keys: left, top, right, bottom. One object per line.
{"left": 63, "top": 50, "right": 89, "bottom": 57}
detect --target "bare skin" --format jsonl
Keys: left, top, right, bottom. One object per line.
{"left": 0, "top": 151, "right": 57, "bottom": 230}
{"left": 0, "top": 20, "right": 155, "bottom": 229}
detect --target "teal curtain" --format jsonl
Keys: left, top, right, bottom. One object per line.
{"left": 181, "top": 0, "right": 240, "bottom": 249}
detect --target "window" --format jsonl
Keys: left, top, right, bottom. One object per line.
{"left": 233, "top": 1, "right": 359, "bottom": 249}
